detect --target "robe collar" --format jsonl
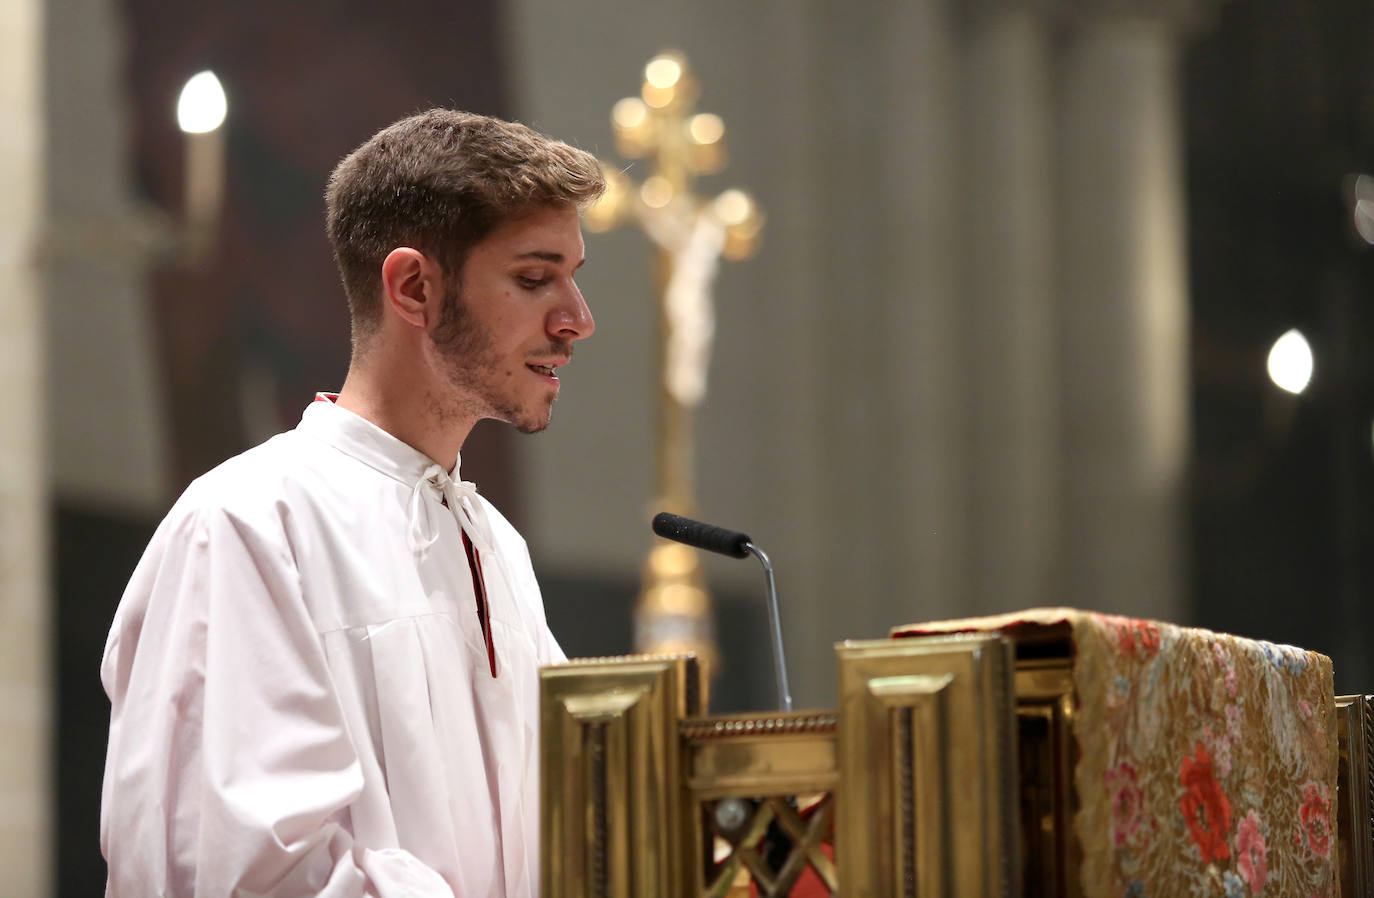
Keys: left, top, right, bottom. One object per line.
{"left": 297, "top": 392, "right": 504, "bottom": 569}
{"left": 298, "top": 392, "right": 463, "bottom": 487}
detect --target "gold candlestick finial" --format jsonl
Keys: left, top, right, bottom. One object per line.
{"left": 584, "top": 51, "right": 763, "bottom": 684}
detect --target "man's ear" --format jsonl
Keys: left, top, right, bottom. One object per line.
{"left": 380, "top": 247, "right": 444, "bottom": 330}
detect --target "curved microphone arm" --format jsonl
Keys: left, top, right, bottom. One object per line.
{"left": 744, "top": 542, "right": 792, "bottom": 713}
{"left": 650, "top": 512, "right": 794, "bottom": 712}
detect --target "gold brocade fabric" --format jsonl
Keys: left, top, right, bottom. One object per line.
{"left": 894, "top": 608, "right": 1339, "bottom": 898}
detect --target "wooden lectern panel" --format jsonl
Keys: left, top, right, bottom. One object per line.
{"left": 1337, "top": 694, "right": 1374, "bottom": 898}
{"left": 541, "top": 654, "right": 700, "bottom": 898}
{"left": 681, "top": 712, "right": 840, "bottom": 896}
{"left": 836, "top": 634, "right": 1020, "bottom": 898}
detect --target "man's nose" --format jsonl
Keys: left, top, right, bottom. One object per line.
{"left": 550, "top": 284, "right": 595, "bottom": 342}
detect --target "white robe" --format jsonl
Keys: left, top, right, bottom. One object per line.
{"left": 101, "top": 397, "right": 565, "bottom": 897}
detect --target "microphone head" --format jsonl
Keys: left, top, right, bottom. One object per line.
{"left": 652, "top": 512, "right": 752, "bottom": 559}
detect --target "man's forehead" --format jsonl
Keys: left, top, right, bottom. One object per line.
{"left": 495, "top": 210, "right": 586, "bottom": 262}
{"left": 512, "top": 249, "right": 584, "bottom": 266}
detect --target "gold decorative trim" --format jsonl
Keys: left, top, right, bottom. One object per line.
{"left": 837, "top": 634, "right": 1021, "bottom": 898}
{"left": 1337, "top": 694, "right": 1374, "bottom": 898}
{"left": 1014, "top": 657, "right": 1079, "bottom": 897}
{"left": 541, "top": 656, "right": 701, "bottom": 898}
{"left": 564, "top": 652, "right": 699, "bottom": 665}
{"left": 679, "top": 712, "right": 837, "bottom": 740}
{"left": 683, "top": 713, "right": 839, "bottom": 803}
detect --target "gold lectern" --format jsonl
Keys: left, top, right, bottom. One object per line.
{"left": 542, "top": 636, "right": 1020, "bottom": 898}
{"left": 542, "top": 609, "right": 1373, "bottom": 897}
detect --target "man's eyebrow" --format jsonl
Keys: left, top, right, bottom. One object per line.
{"left": 515, "top": 250, "right": 587, "bottom": 269}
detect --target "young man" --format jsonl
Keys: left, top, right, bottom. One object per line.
{"left": 100, "top": 110, "right": 604, "bottom": 897}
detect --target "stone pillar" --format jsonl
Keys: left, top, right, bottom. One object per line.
{"left": 960, "top": 1, "right": 1060, "bottom": 613}
{"left": 872, "top": 0, "right": 966, "bottom": 628}
{"left": 1056, "top": 5, "right": 1194, "bottom": 619}
{"left": 0, "top": 0, "right": 51, "bottom": 892}
{"left": 714, "top": 0, "right": 832, "bottom": 707}
{"left": 45, "top": 0, "right": 170, "bottom": 513}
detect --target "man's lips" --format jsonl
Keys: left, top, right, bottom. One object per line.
{"left": 526, "top": 360, "right": 567, "bottom": 379}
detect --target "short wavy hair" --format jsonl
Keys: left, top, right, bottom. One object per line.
{"left": 325, "top": 109, "right": 605, "bottom": 338}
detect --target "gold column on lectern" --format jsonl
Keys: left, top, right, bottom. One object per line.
{"left": 583, "top": 51, "right": 764, "bottom": 678}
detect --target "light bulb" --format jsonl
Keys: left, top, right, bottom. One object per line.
{"left": 1267, "top": 329, "right": 1313, "bottom": 395}
{"left": 177, "top": 71, "right": 227, "bottom": 134}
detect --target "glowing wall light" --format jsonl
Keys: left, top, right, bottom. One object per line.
{"left": 175, "top": 70, "right": 228, "bottom": 262}
{"left": 1267, "top": 329, "right": 1313, "bottom": 395}
{"left": 176, "top": 71, "right": 227, "bottom": 134}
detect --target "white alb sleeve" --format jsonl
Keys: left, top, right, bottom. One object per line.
{"left": 101, "top": 505, "right": 456, "bottom": 898}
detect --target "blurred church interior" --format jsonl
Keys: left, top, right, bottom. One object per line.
{"left": 3, "top": 0, "right": 1373, "bottom": 893}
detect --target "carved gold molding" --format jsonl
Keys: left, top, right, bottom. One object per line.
{"left": 1014, "top": 658, "right": 1079, "bottom": 898}
{"left": 1337, "top": 694, "right": 1374, "bottom": 898}
{"left": 837, "top": 634, "right": 1021, "bottom": 898}
{"left": 541, "top": 655, "right": 700, "bottom": 898}
{"left": 681, "top": 710, "right": 840, "bottom": 896}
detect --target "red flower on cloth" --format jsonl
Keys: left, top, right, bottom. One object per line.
{"left": 1136, "top": 622, "right": 1162, "bottom": 657}
{"left": 1106, "top": 760, "right": 1144, "bottom": 846}
{"left": 1101, "top": 615, "right": 1162, "bottom": 659}
{"left": 1299, "top": 782, "right": 1333, "bottom": 859}
{"left": 1179, "top": 743, "right": 1232, "bottom": 863}
{"left": 1234, "top": 810, "right": 1268, "bottom": 895}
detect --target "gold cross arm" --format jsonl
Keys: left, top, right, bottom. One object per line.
{"left": 583, "top": 50, "right": 763, "bottom": 261}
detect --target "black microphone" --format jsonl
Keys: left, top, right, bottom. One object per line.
{"left": 651, "top": 512, "right": 751, "bottom": 559}
{"left": 650, "top": 511, "right": 793, "bottom": 712}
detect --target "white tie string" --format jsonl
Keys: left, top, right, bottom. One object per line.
{"left": 407, "top": 461, "right": 526, "bottom": 650}
{"left": 406, "top": 462, "right": 533, "bottom": 679}
{"left": 408, "top": 463, "right": 498, "bottom": 560}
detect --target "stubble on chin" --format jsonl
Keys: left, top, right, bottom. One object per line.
{"left": 511, "top": 401, "right": 555, "bottom": 435}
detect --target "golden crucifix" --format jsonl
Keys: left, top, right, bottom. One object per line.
{"left": 583, "top": 51, "right": 763, "bottom": 677}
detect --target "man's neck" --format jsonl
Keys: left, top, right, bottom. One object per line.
{"left": 336, "top": 346, "right": 475, "bottom": 471}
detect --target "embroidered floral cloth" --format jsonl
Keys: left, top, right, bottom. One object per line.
{"left": 893, "top": 608, "right": 1338, "bottom": 898}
